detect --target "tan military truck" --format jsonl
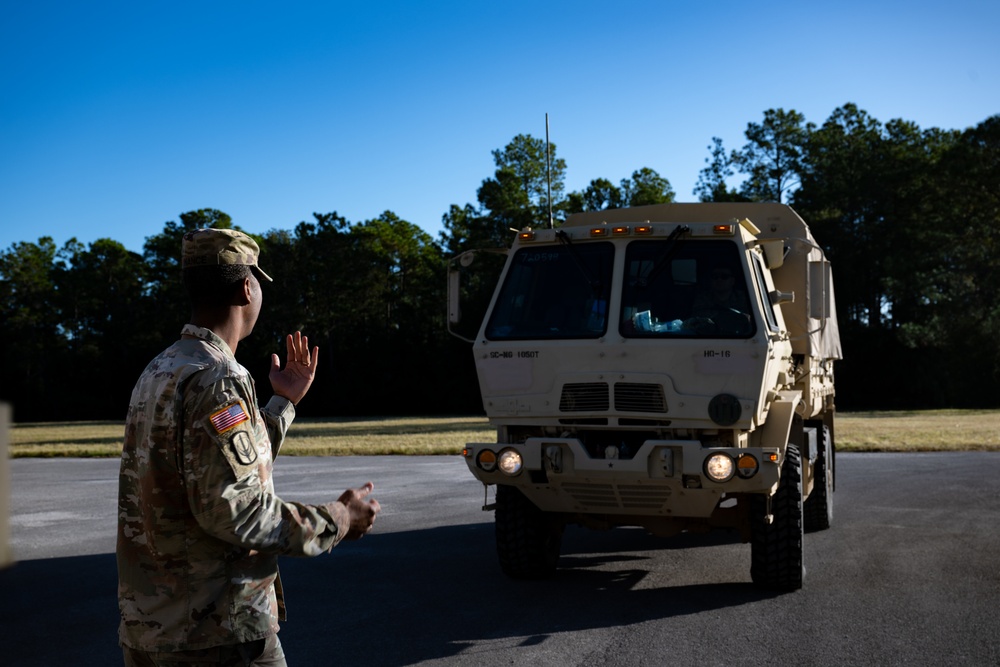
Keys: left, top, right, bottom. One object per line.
{"left": 448, "top": 202, "right": 841, "bottom": 591}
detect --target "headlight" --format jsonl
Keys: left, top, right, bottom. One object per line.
{"left": 476, "top": 449, "right": 497, "bottom": 472}
{"left": 497, "top": 448, "right": 523, "bottom": 476}
{"left": 704, "top": 453, "right": 735, "bottom": 482}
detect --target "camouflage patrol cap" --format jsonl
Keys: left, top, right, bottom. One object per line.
{"left": 181, "top": 228, "right": 273, "bottom": 282}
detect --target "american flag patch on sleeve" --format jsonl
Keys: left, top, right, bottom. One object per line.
{"left": 210, "top": 402, "right": 249, "bottom": 433}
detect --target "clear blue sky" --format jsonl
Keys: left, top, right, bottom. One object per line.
{"left": 2, "top": 0, "right": 997, "bottom": 255}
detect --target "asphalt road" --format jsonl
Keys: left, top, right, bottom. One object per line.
{"left": 3, "top": 452, "right": 999, "bottom": 666}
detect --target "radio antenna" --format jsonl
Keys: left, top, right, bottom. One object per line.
{"left": 546, "top": 113, "right": 553, "bottom": 229}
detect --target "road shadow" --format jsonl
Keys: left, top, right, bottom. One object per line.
{"left": 0, "top": 523, "right": 773, "bottom": 667}
{"left": 1, "top": 552, "right": 121, "bottom": 666}
{"left": 275, "top": 524, "right": 770, "bottom": 665}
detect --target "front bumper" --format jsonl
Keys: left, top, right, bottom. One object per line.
{"left": 463, "top": 437, "right": 780, "bottom": 519}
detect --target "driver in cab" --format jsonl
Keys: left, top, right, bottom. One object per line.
{"left": 693, "top": 267, "right": 750, "bottom": 316}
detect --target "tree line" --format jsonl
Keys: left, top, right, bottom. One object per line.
{"left": 2, "top": 103, "right": 997, "bottom": 422}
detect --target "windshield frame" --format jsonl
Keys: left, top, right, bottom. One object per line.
{"left": 484, "top": 241, "right": 615, "bottom": 341}
{"left": 619, "top": 238, "right": 757, "bottom": 340}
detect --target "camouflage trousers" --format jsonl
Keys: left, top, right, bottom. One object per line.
{"left": 121, "top": 633, "right": 286, "bottom": 666}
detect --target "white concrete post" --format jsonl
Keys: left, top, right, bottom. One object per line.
{"left": 0, "top": 402, "right": 12, "bottom": 568}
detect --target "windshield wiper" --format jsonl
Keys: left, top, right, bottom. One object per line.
{"left": 635, "top": 224, "right": 690, "bottom": 289}
{"left": 556, "top": 229, "right": 603, "bottom": 294}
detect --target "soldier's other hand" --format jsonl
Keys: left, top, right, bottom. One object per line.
{"left": 269, "top": 331, "right": 318, "bottom": 405}
{"left": 340, "top": 482, "right": 381, "bottom": 540}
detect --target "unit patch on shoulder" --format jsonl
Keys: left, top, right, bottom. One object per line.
{"left": 210, "top": 401, "right": 249, "bottom": 434}
{"left": 230, "top": 430, "right": 258, "bottom": 465}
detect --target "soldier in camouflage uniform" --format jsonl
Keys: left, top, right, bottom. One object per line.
{"left": 117, "top": 228, "right": 380, "bottom": 666}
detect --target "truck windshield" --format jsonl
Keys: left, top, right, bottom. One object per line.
{"left": 621, "top": 239, "right": 755, "bottom": 338}
{"left": 485, "top": 242, "right": 614, "bottom": 340}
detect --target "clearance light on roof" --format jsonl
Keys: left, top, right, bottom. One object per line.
{"left": 713, "top": 224, "right": 736, "bottom": 236}
{"left": 611, "top": 226, "right": 630, "bottom": 236}
{"left": 590, "top": 227, "right": 609, "bottom": 237}
{"left": 518, "top": 229, "right": 535, "bottom": 241}
{"left": 634, "top": 225, "right": 653, "bottom": 235}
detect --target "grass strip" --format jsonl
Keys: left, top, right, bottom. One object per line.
{"left": 6, "top": 411, "right": 998, "bottom": 458}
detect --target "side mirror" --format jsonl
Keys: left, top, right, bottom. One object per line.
{"left": 448, "top": 251, "right": 479, "bottom": 326}
{"left": 446, "top": 248, "right": 508, "bottom": 343}
{"left": 448, "top": 269, "right": 462, "bottom": 325}
{"left": 760, "top": 239, "right": 786, "bottom": 269}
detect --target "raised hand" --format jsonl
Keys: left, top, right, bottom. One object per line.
{"left": 269, "top": 331, "right": 319, "bottom": 405}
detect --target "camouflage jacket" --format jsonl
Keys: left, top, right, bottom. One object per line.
{"left": 117, "top": 324, "right": 349, "bottom": 652}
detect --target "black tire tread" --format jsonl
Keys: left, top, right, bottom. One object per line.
{"left": 495, "top": 484, "right": 562, "bottom": 579}
{"left": 750, "top": 444, "right": 804, "bottom": 591}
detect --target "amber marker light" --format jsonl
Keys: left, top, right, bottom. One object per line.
{"left": 766, "top": 452, "right": 779, "bottom": 463}
{"left": 477, "top": 449, "right": 498, "bottom": 472}
{"left": 611, "top": 226, "right": 630, "bottom": 236}
{"left": 518, "top": 230, "right": 536, "bottom": 241}
{"left": 713, "top": 224, "right": 735, "bottom": 235}
{"left": 590, "top": 227, "right": 609, "bottom": 237}
{"left": 736, "top": 453, "right": 759, "bottom": 479}
{"left": 634, "top": 225, "right": 653, "bottom": 235}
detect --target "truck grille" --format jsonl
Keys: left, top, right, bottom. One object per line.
{"left": 562, "top": 482, "right": 671, "bottom": 510}
{"left": 559, "top": 383, "right": 609, "bottom": 412}
{"left": 614, "top": 383, "right": 667, "bottom": 413}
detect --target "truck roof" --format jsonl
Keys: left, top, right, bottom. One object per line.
{"left": 563, "top": 202, "right": 815, "bottom": 245}
{"left": 565, "top": 202, "right": 841, "bottom": 361}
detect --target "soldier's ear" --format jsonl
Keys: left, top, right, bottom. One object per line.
{"left": 236, "top": 275, "right": 253, "bottom": 306}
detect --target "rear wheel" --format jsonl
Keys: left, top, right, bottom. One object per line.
{"left": 804, "top": 426, "right": 834, "bottom": 532}
{"left": 495, "top": 484, "right": 563, "bottom": 579}
{"left": 750, "top": 444, "right": 804, "bottom": 591}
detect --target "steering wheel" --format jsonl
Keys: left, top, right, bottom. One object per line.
{"left": 713, "top": 307, "right": 752, "bottom": 335}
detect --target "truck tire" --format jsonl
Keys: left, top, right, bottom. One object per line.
{"left": 750, "top": 444, "right": 804, "bottom": 591}
{"left": 495, "top": 484, "right": 563, "bottom": 579}
{"left": 804, "top": 426, "right": 834, "bottom": 532}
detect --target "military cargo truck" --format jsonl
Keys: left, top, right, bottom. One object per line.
{"left": 448, "top": 203, "right": 841, "bottom": 591}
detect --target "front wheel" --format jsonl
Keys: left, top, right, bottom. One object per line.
{"left": 750, "top": 444, "right": 804, "bottom": 591}
{"left": 495, "top": 485, "right": 563, "bottom": 579}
